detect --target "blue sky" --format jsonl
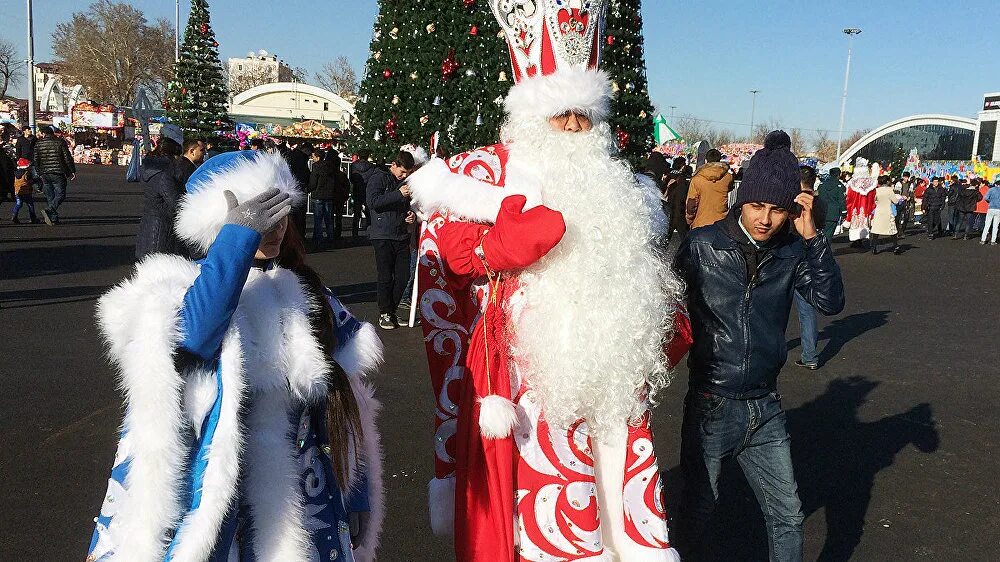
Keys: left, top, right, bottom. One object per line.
{"left": 2, "top": 0, "right": 997, "bottom": 137}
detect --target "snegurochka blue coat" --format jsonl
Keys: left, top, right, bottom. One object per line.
{"left": 86, "top": 151, "right": 385, "bottom": 562}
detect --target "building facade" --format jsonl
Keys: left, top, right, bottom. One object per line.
{"left": 33, "top": 63, "right": 62, "bottom": 100}
{"left": 227, "top": 50, "right": 294, "bottom": 96}
{"left": 228, "top": 82, "right": 355, "bottom": 131}
{"left": 973, "top": 92, "right": 1000, "bottom": 162}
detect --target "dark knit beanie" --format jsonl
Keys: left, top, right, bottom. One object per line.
{"left": 734, "top": 130, "right": 801, "bottom": 211}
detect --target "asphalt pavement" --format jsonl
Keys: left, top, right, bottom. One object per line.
{"left": 1, "top": 165, "right": 998, "bottom": 561}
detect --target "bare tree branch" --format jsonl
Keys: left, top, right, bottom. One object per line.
{"left": 227, "top": 63, "right": 277, "bottom": 100}
{"left": 0, "top": 39, "right": 24, "bottom": 99}
{"left": 315, "top": 56, "right": 358, "bottom": 100}
{"left": 51, "top": 1, "right": 173, "bottom": 106}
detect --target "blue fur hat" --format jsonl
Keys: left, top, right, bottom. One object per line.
{"left": 734, "top": 131, "right": 801, "bottom": 211}
{"left": 176, "top": 150, "right": 303, "bottom": 253}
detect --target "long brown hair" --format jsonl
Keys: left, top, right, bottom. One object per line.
{"left": 277, "top": 220, "right": 363, "bottom": 490}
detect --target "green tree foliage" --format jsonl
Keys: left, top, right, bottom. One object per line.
{"left": 351, "top": 0, "right": 510, "bottom": 161}
{"left": 604, "top": 0, "right": 655, "bottom": 168}
{"left": 165, "top": 0, "right": 229, "bottom": 139}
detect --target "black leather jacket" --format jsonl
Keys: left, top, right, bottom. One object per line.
{"left": 674, "top": 212, "right": 845, "bottom": 399}
{"left": 33, "top": 136, "right": 76, "bottom": 176}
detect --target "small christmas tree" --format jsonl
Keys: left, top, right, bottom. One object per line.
{"left": 604, "top": 0, "right": 656, "bottom": 168}
{"left": 165, "top": 0, "right": 230, "bottom": 139}
{"left": 351, "top": 0, "right": 509, "bottom": 161}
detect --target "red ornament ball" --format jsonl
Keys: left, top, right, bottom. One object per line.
{"left": 441, "top": 50, "right": 460, "bottom": 81}
{"left": 383, "top": 68, "right": 393, "bottom": 79}
{"left": 607, "top": 35, "right": 615, "bottom": 45}
{"left": 463, "top": 0, "right": 476, "bottom": 8}
{"left": 469, "top": 25, "right": 479, "bottom": 36}
{"left": 199, "top": 23, "right": 207, "bottom": 34}
{"left": 616, "top": 127, "right": 631, "bottom": 150}
{"left": 385, "top": 115, "right": 399, "bottom": 140}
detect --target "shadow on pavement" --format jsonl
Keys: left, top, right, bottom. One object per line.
{"left": 330, "top": 281, "right": 377, "bottom": 304}
{"left": 787, "top": 311, "right": 890, "bottom": 366}
{"left": 0, "top": 285, "right": 107, "bottom": 307}
{"left": 669, "top": 376, "right": 939, "bottom": 562}
{"left": 3, "top": 234, "right": 136, "bottom": 244}
{"left": 790, "top": 377, "right": 939, "bottom": 561}
{"left": 1, "top": 244, "right": 135, "bottom": 280}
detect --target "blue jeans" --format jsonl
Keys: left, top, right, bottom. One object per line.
{"left": 12, "top": 193, "right": 37, "bottom": 220}
{"left": 794, "top": 292, "right": 818, "bottom": 365}
{"left": 312, "top": 200, "right": 340, "bottom": 240}
{"left": 41, "top": 173, "right": 67, "bottom": 221}
{"left": 679, "top": 390, "right": 804, "bottom": 562}
{"left": 401, "top": 248, "right": 418, "bottom": 304}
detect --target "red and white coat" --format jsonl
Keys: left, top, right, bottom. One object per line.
{"left": 408, "top": 145, "right": 689, "bottom": 562}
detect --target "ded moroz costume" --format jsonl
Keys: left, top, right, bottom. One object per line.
{"left": 404, "top": 1, "right": 692, "bottom": 560}
{"left": 86, "top": 151, "right": 385, "bottom": 562}
{"left": 844, "top": 158, "right": 880, "bottom": 242}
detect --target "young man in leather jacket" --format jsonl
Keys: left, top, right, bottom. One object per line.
{"left": 673, "top": 131, "right": 845, "bottom": 562}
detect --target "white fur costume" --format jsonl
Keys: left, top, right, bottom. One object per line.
{"left": 86, "top": 151, "right": 385, "bottom": 562}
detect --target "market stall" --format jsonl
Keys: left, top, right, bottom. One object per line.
{"left": 70, "top": 102, "right": 128, "bottom": 165}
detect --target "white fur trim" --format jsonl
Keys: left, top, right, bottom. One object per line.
{"left": 96, "top": 254, "right": 199, "bottom": 560}
{"left": 406, "top": 156, "right": 546, "bottom": 223}
{"left": 401, "top": 144, "right": 430, "bottom": 167}
{"left": 243, "top": 390, "right": 311, "bottom": 561}
{"left": 96, "top": 255, "right": 342, "bottom": 561}
{"left": 348, "top": 376, "right": 385, "bottom": 562}
{"left": 273, "top": 269, "right": 330, "bottom": 403}
{"left": 428, "top": 477, "right": 456, "bottom": 536}
{"left": 182, "top": 370, "right": 217, "bottom": 439}
{"left": 504, "top": 68, "right": 612, "bottom": 122}
{"left": 333, "top": 321, "right": 384, "bottom": 378}
{"left": 407, "top": 158, "right": 507, "bottom": 223}
{"left": 175, "top": 150, "right": 303, "bottom": 254}
{"left": 168, "top": 330, "right": 246, "bottom": 562}
{"left": 477, "top": 395, "right": 518, "bottom": 439}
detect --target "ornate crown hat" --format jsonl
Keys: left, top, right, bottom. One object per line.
{"left": 488, "top": 0, "right": 612, "bottom": 122}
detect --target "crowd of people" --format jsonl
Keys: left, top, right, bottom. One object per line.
{"left": 641, "top": 150, "right": 1000, "bottom": 249}
{"left": 12, "top": 3, "right": 990, "bottom": 561}
{"left": 1, "top": 124, "right": 77, "bottom": 225}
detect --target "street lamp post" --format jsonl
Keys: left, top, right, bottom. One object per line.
{"left": 25, "top": 0, "right": 36, "bottom": 131}
{"left": 175, "top": 0, "right": 180, "bottom": 62}
{"left": 836, "top": 28, "right": 862, "bottom": 162}
{"left": 749, "top": 89, "right": 760, "bottom": 141}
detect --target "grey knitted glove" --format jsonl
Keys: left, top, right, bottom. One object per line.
{"left": 223, "top": 188, "right": 292, "bottom": 234}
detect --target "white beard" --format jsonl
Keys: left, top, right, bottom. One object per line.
{"left": 502, "top": 118, "right": 683, "bottom": 434}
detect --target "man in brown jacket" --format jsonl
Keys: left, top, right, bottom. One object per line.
{"left": 686, "top": 148, "right": 734, "bottom": 229}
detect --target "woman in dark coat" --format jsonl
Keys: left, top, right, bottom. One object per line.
{"left": 134, "top": 136, "right": 183, "bottom": 259}
{"left": 817, "top": 167, "right": 847, "bottom": 240}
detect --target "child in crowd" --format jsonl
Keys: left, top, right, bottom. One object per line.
{"left": 11, "top": 158, "right": 41, "bottom": 224}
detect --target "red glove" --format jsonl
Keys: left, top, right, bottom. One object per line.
{"left": 481, "top": 195, "right": 565, "bottom": 272}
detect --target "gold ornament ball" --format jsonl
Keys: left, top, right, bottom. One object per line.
{"left": 426, "top": 23, "right": 436, "bottom": 33}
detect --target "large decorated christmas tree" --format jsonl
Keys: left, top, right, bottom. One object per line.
{"left": 165, "top": 0, "right": 230, "bottom": 139}
{"left": 604, "top": 0, "right": 655, "bottom": 167}
{"left": 351, "top": 0, "right": 510, "bottom": 161}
